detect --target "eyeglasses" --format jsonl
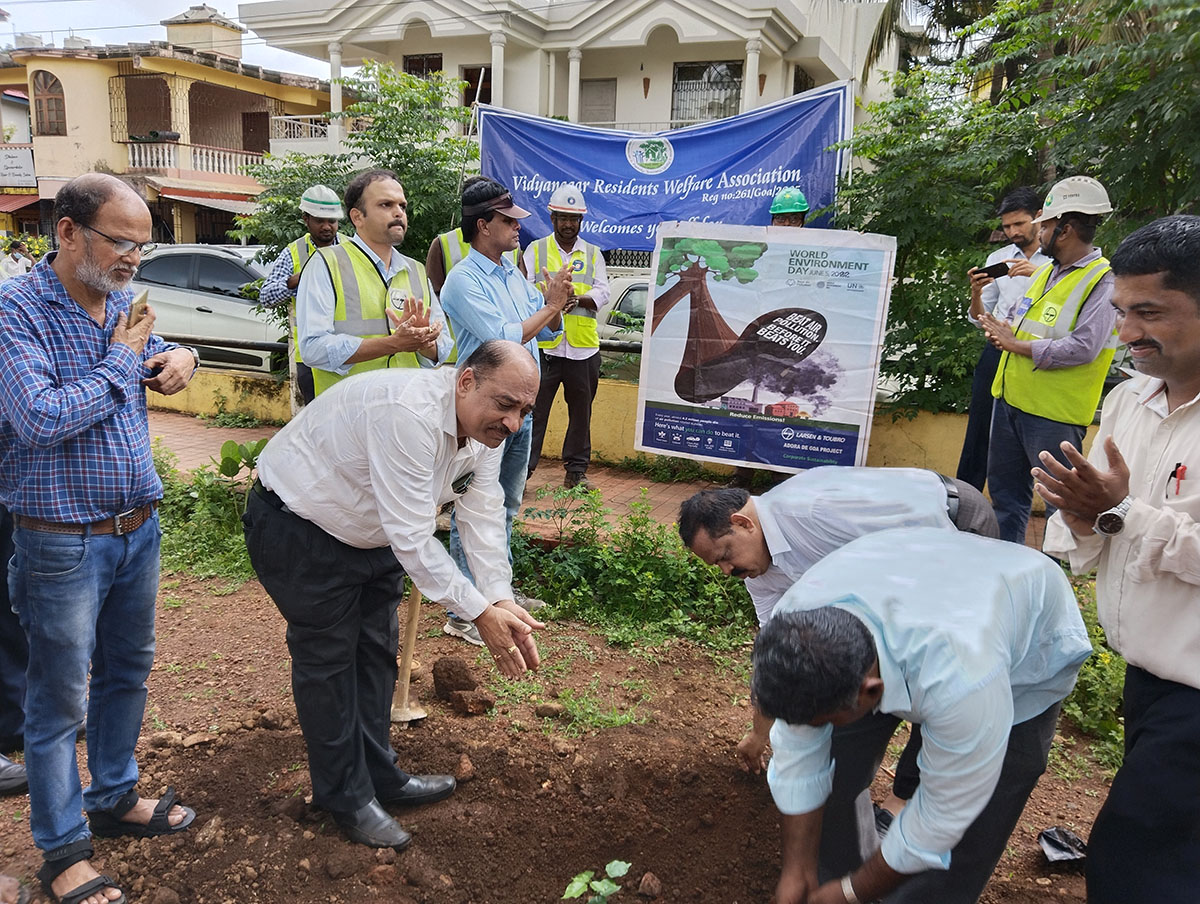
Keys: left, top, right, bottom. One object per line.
{"left": 81, "top": 224, "right": 157, "bottom": 256}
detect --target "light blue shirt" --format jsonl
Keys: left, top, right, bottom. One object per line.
{"left": 439, "top": 247, "right": 561, "bottom": 366}
{"left": 296, "top": 234, "right": 453, "bottom": 374}
{"left": 766, "top": 527, "right": 1091, "bottom": 876}
{"left": 746, "top": 467, "right": 955, "bottom": 625}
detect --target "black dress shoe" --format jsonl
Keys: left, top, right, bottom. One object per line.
{"left": 331, "top": 798, "right": 411, "bottom": 850}
{"left": 0, "top": 753, "right": 27, "bottom": 795}
{"left": 380, "top": 774, "right": 456, "bottom": 807}
{"left": 0, "top": 735, "right": 21, "bottom": 755}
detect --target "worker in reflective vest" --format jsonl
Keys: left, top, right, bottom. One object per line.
{"left": 520, "top": 184, "right": 609, "bottom": 490}
{"left": 259, "top": 184, "right": 347, "bottom": 406}
{"left": 979, "top": 175, "right": 1120, "bottom": 544}
{"left": 297, "top": 169, "right": 453, "bottom": 396}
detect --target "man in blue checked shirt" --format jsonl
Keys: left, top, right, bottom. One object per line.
{"left": 753, "top": 527, "right": 1090, "bottom": 904}
{"left": 0, "top": 174, "right": 200, "bottom": 904}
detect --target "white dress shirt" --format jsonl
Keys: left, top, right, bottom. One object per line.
{"left": 744, "top": 467, "right": 956, "bottom": 625}
{"left": 1044, "top": 374, "right": 1200, "bottom": 690}
{"left": 257, "top": 367, "right": 510, "bottom": 620}
{"left": 767, "top": 527, "right": 1091, "bottom": 875}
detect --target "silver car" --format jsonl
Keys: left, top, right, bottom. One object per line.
{"left": 132, "top": 244, "right": 278, "bottom": 372}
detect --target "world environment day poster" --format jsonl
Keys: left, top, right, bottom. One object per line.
{"left": 634, "top": 221, "right": 896, "bottom": 471}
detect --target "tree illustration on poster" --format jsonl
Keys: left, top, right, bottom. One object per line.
{"left": 652, "top": 237, "right": 837, "bottom": 408}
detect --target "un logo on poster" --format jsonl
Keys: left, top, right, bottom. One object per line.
{"left": 626, "top": 137, "right": 674, "bottom": 174}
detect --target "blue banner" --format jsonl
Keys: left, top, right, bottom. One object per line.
{"left": 476, "top": 83, "right": 852, "bottom": 252}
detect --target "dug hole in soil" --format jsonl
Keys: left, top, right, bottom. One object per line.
{"left": 0, "top": 575, "right": 1108, "bottom": 903}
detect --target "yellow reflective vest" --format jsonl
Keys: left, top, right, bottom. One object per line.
{"left": 527, "top": 236, "right": 600, "bottom": 350}
{"left": 309, "top": 241, "right": 432, "bottom": 396}
{"left": 991, "top": 257, "right": 1117, "bottom": 426}
{"left": 284, "top": 235, "right": 322, "bottom": 364}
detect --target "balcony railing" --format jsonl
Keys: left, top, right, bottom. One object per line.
{"left": 580, "top": 119, "right": 706, "bottom": 132}
{"left": 125, "top": 142, "right": 264, "bottom": 175}
{"left": 270, "top": 115, "right": 329, "bottom": 140}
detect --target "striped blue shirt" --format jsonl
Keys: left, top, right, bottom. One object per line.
{"left": 0, "top": 254, "right": 175, "bottom": 522}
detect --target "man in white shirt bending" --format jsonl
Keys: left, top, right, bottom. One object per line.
{"left": 242, "top": 340, "right": 544, "bottom": 852}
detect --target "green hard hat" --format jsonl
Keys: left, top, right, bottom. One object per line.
{"left": 770, "top": 187, "right": 810, "bottom": 215}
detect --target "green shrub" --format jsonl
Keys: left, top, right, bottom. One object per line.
{"left": 513, "top": 486, "right": 755, "bottom": 650}
{"left": 1062, "top": 576, "right": 1125, "bottom": 772}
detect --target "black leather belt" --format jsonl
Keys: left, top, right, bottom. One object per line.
{"left": 935, "top": 471, "right": 961, "bottom": 525}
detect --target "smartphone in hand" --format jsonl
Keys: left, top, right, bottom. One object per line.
{"left": 980, "top": 261, "right": 1010, "bottom": 280}
{"left": 127, "top": 289, "right": 150, "bottom": 327}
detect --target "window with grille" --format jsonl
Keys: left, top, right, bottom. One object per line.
{"left": 671, "top": 61, "right": 743, "bottom": 125}
{"left": 404, "top": 54, "right": 444, "bottom": 78}
{"left": 32, "top": 71, "right": 67, "bottom": 136}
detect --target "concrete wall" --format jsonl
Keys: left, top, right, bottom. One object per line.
{"left": 149, "top": 369, "right": 291, "bottom": 423}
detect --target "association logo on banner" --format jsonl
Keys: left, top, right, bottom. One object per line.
{"left": 625, "top": 137, "right": 674, "bottom": 174}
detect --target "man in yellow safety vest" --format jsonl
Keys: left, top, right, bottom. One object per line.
{"left": 978, "top": 175, "right": 1120, "bottom": 543}
{"left": 521, "top": 184, "right": 609, "bottom": 490}
{"left": 260, "top": 184, "right": 347, "bottom": 406}
{"left": 297, "top": 169, "right": 454, "bottom": 396}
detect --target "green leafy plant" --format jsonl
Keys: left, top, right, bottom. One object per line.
{"left": 513, "top": 488, "right": 756, "bottom": 651}
{"left": 563, "top": 860, "right": 631, "bottom": 902}
{"left": 1061, "top": 576, "right": 1125, "bottom": 772}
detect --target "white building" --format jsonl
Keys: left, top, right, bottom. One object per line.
{"left": 241, "top": 0, "right": 898, "bottom": 141}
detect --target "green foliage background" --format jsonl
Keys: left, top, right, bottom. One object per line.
{"left": 840, "top": 0, "right": 1199, "bottom": 413}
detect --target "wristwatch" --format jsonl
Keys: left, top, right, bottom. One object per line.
{"left": 183, "top": 346, "right": 201, "bottom": 371}
{"left": 1093, "top": 495, "right": 1132, "bottom": 536}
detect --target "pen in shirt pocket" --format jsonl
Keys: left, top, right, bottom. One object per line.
{"left": 1168, "top": 462, "right": 1187, "bottom": 496}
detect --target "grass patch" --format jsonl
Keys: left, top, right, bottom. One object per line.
{"left": 556, "top": 682, "right": 647, "bottom": 737}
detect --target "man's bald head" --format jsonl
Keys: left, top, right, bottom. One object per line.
{"left": 455, "top": 340, "right": 540, "bottom": 447}
{"left": 54, "top": 173, "right": 147, "bottom": 230}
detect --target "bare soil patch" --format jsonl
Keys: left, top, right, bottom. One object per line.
{"left": 1, "top": 575, "right": 1106, "bottom": 902}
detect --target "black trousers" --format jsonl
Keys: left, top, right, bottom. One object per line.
{"left": 0, "top": 504, "right": 28, "bottom": 748}
{"left": 243, "top": 488, "right": 411, "bottom": 812}
{"left": 820, "top": 704, "right": 1061, "bottom": 902}
{"left": 1087, "top": 665, "right": 1200, "bottom": 903}
{"left": 956, "top": 343, "right": 1001, "bottom": 492}
{"left": 529, "top": 351, "right": 601, "bottom": 477}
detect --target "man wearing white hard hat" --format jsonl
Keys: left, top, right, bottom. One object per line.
{"left": 260, "top": 184, "right": 347, "bottom": 406}
{"left": 521, "top": 184, "right": 609, "bottom": 490}
{"left": 978, "top": 175, "right": 1120, "bottom": 544}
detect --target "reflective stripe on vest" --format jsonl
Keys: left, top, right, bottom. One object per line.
{"left": 530, "top": 236, "right": 600, "bottom": 350}
{"left": 310, "top": 242, "right": 430, "bottom": 396}
{"left": 438, "top": 227, "right": 519, "bottom": 271}
{"left": 286, "top": 236, "right": 318, "bottom": 365}
{"left": 991, "top": 257, "right": 1116, "bottom": 426}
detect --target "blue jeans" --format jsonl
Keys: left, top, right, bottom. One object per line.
{"left": 8, "top": 514, "right": 161, "bottom": 852}
{"left": 449, "top": 413, "right": 531, "bottom": 586}
{"left": 987, "top": 398, "right": 1086, "bottom": 544}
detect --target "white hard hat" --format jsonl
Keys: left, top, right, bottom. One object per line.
{"left": 1033, "top": 176, "right": 1112, "bottom": 223}
{"left": 299, "top": 184, "right": 345, "bottom": 220}
{"left": 547, "top": 184, "right": 587, "bottom": 215}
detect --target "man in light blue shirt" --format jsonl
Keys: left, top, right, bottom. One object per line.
{"left": 754, "top": 527, "right": 1090, "bottom": 904}
{"left": 438, "top": 178, "right": 572, "bottom": 644}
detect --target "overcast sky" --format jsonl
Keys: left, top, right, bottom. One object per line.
{"left": 3, "top": 0, "right": 330, "bottom": 78}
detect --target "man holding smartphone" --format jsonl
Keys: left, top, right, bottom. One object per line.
{"left": 956, "top": 188, "right": 1049, "bottom": 491}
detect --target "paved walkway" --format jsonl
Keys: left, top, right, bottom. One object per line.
{"left": 147, "top": 408, "right": 1044, "bottom": 546}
